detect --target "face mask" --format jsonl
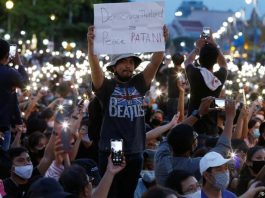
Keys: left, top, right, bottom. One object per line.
{"left": 35, "top": 147, "right": 45, "bottom": 158}
{"left": 183, "top": 190, "right": 201, "bottom": 198}
{"left": 151, "top": 118, "right": 162, "bottom": 127}
{"left": 252, "top": 129, "right": 260, "bottom": 139}
{"left": 213, "top": 171, "right": 229, "bottom": 190}
{"left": 14, "top": 164, "right": 33, "bottom": 179}
{"left": 47, "top": 121, "right": 54, "bottom": 128}
{"left": 252, "top": 160, "right": 265, "bottom": 174}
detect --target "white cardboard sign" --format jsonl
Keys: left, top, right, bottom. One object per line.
{"left": 94, "top": 1, "right": 165, "bottom": 55}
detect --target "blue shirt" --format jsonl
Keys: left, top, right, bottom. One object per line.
{"left": 201, "top": 189, "right": 237, "bottom": 198}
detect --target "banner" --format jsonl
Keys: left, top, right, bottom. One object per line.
{"left": 94, "top": 1, "right": 165, "bottom": 54}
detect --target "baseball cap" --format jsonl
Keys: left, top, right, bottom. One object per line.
{"left": 27, "top": 177, "right": 74, "bottom": 198}
{"left": 106, "top": 53, "right": 142, "bottom": 72}
{"left": 73, "top": 159, "right": 101, "bottom": 186}
{"left": 199, "top": 151, "right": 231, "bottom": 175}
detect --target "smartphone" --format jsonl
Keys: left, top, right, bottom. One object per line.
{"left": 110, "top": 139, "right": 123, "bottom": 165}
{"left": 214, "top": 98, "right": 225, "bottom": 109}
{"left": 202, "top": 27, "right": 210, "bottom": 39}
{"left": 9, "top": 45, "right": 17, "bottom": 58}
{"left": 60, "top": 127, "right": 72, "bottom": 151}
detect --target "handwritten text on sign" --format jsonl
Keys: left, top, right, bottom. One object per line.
{"left": 94, "top": 1, "right": 165, "bottom": 54}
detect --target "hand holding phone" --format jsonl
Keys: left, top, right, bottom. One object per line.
{"left": 110, "top": 139, "right": 123, "bottom": 166}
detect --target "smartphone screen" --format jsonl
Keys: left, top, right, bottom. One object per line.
{"left": 9, "top": 45, "right": 17, "bottom": 57}
{"left": 110, "top": 139, "right": 123, "bottom": 165}
{"left": 60, "top": 127, "right": 72, "bottom": 151}
{"left": 215, "top": 98, "right": 225, "bottom": 109}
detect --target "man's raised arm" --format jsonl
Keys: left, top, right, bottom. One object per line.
{"left": 87, "top": 26, "right": 104, "bottom": 90}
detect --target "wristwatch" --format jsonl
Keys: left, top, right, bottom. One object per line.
{"left": 192, "top": 110, "right": 201, "bottom": 119}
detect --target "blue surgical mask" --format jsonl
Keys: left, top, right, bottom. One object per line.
{"left": 213, "top": 171, "right": 230, "bottom": 190}
{"left": 252, "top": 128, "right": 260, "bottom": 139}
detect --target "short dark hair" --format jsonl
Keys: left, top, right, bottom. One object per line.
{"left": 246, "top": 146, "right": 264, "bottom": 162}
{"left": 199, "top": 43, "right": 219, "bottom": 69}
{"left": 248, "top": 118, "right": 260, "bottom": 129}
{"left": 167, "top": 124, "right": 195, "bottom": 155}
{"left": 0, "top": 39, "right": 9, "bottom": 60}
{"left": 231, "top": 139, "right": 248, "bottom": 154}
{"left": 8, "top": 147, "right": 29, "bottom": 162}
{"left": 39, "top": 108, "right": 54, "bottom": 120}
{"left": 28, "top": 131, "right": 45, "bottom": 149}
{"left": 171, "top": 53, "right": 184, "bottom": 66}
{"left": 142, "top": 186, "right": 177, "bottom": 198}
{"left": 165, "top": 170, "right": 194, "bottom": 194}
{"left": 59, "top": 164, "right": 88, "bottom": 196}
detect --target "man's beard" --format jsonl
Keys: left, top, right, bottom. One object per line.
{"left": 114, "top": 72, "right": 132, "bottom": 82}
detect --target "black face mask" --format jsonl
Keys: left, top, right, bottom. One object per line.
{"left": 114, "top": 72, "right": 132, "bottom": 82}
{"left": 252, "top": 160, "right": 265, "bottom": 174}
{"left": 151, "top": 118, "right": 162, "bottom": 127}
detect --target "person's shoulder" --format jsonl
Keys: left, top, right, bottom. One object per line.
{"left": 222, "top": 189, "right": 237, "bottom": 197}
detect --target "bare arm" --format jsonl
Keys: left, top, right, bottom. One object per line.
{"left": 146, "top": 113, "right": 179, "bottom": 141}
{"left": 24, "top": 90, "right": 45, "bottom": 120}
{"left": 92, "top": 156, "right": 125, "bottom": 198}
{"left": 221, "top": 100, "right": 236, "bottom": 140}
{"left": 182, "top": 96, "right": 213, "bottom": 126}
{"left": 207, "top": 29, "right": 227, "bottom": 69}
{"left": 143, "top": 25, "right": 168, "bottom": 86}
{"left": 11, "top": 131, "right": 22, "bottom": 148}
{"left": 87, "top": 26, "right": 104, "bottom": 90}
{"left": 242, "top": 116, "right": 249, "bottom": 139}
{"left": 37, "top": 133, "right": 56, "bottom": 175}
{"left": 177, "top": 80, "right": 186, "bottom": 122}
{"left": 233, "top": 107, "right": 249, "bottom": 139}
{"left": 184, "top": 38, "right": 205, "bottom": 67}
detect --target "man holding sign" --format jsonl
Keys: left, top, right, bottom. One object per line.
{"left": 87, "top": 2, "right": 168, "bottom": 197}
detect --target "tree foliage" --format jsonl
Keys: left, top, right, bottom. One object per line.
{"left": 0, "top": 0, "right": 128, "bottom": 48}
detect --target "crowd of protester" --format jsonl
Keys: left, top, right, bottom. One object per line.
{"left": 0, "top": 23, "right": 265, "bottom": 198}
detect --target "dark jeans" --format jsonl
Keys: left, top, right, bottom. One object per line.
{"left": 98, "top": 151, "right": 143, "bottom": 198}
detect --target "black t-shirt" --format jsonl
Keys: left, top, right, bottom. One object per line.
{"left": 3, "top": 167, "right": 41, "bottom": 198}
{"left": 93, "top": 73, "right": 149, "bottom": 154}
{"left": 186, "top": 64, "right": 227, "bottom": 135}
{"left": 186, "top": 64, "right": 227, "bottom": 115}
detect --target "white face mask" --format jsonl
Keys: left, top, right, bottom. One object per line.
{"left": 14, "top": 164, "right": 33, "bottom": 179}
{"left": 183, "top": 190, "right": 201, "bottom": 198}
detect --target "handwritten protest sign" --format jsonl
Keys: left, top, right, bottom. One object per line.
{"left": 94, "top": 1, "right": 165, "bottom": 55}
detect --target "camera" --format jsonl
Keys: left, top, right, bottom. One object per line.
{"left": 202, "top": 27, "right": 210, "bottom": 39}
{"left": 110, "top": 139, "right": 123, "bottom": 165}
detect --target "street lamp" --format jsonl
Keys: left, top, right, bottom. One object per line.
{"left": 5, "top": 0, "right": 14, "bottom": 9}
{"left": 5, "top": 0, "right": 14, "bottom": 34}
